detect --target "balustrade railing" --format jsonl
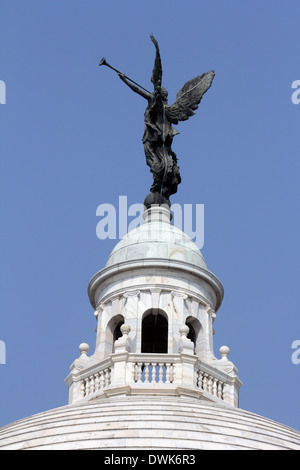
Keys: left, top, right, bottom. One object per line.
{"left": 196, "top": 368, "right": 224, "bottom": 400}
{"left": 67, "top": 352, "right": 240, "bottom": 407}
{"left": 132, "top": 361, "right": 175, "bottom": 384}
{"left": 80, "top": 367, "right": 111, "bottom": 398}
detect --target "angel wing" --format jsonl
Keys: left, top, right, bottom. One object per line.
{"left": 165, "top": 70, "right": 215, "bottom": 124}
{"left": 150, "top": 34, "right": 162, "bottom": 87}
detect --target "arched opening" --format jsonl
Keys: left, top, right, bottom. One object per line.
{"left": 141, "top": 309, "right": 168, "bottom": 353}
{"left": 187, "top": 323, "right": 196, "bottom": 345}
{"left": 186, "top": 316, "right": 202, "bottom": 355}
{"left": 113, "top": 320, "right": 123, "bottom": 344}
{"left": 106, "top": 315, "right": 124, "bottom": 354}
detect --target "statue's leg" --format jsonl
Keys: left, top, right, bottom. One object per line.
{"left": 144, "top": 141, "right": 165, "bottom": 193}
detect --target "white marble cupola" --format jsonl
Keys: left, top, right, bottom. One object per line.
{"left": 65, "top": 204, "right": 242, "bottom": 407}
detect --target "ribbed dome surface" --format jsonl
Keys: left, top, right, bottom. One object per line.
{"left": 106, "top": 210, "right": 207, "bottom": 270}
{"left": 0, "top": 396, "right": 299, "bottom": 450}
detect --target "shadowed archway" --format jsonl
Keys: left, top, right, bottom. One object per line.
{"left": 141, "top": 309, "right": 168, "bottom": 353}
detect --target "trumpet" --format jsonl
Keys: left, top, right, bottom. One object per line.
{"left": 99, "top": 57, "right": 151, "bottom": 94}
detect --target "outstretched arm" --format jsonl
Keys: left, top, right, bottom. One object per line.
{"left": 118, "top": 72, "right": 151, "bottom": 100}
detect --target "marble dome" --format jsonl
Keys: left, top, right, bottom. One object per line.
{"left": 106, "top": 206, "right": 207, "bottom": 269}
{"left": 0, "top": 396, "right": 299, "bottom": 450}
{"left": 1, "top": 207, "right": 299, "bottom": 451}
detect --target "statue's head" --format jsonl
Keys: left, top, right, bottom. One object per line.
{"left": 154, "top": 86, "right": 168, "bottom": 103}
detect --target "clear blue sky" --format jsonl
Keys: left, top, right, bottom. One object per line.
{"left": 0, "top": 1, "right": 299, "bottom": 430}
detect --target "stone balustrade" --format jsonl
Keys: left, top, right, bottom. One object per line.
{"left": 66, "top": 348, "right": 241, "bottom": 407}
{"left": 81, "top": 366, "right": 112, "bottom": 398}
{"left": 196, "top": 367, "right": 224, "bottom": 399}
{"left": 132, "top": 361, "right": 175, "bottom": 384}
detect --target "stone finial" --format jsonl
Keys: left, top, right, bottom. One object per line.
{"left": 120, "top": 324, "right": 131, "bottom": 336}
{"left": 179, "top": 325, "right": 190, "bottom": 337}
{"left": 219, "top": 345, "right": 230, "bottom": 361}
{"left": 114, "top": 324, "right": 131, "bottom": 352}
{"left": 179, "top": 325, "right": 194, "bottom": 354}
{"left": 69, "top": 343, "right": 90, "bottom": 372}
{"left": 79, "top": 343, "right": 90, "bottom": 356}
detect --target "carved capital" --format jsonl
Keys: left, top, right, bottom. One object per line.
{"left": 123, "top": 289, "right": 141, "bottom": 299}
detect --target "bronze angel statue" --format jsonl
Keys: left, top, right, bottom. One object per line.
{"left": 99, "top": 35, "right": 215, "bottom": 207}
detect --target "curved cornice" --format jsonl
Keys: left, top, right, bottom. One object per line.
{"left": 87, "top": 258, "right": 224, "bottom": 311}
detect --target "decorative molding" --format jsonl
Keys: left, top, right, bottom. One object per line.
{"left": 171, "top": 290, "right": 188, "bottom": 299}
{"left": 97, "top": 284, "right": 212, "bottom": 311}
{"left": 123, "top": 289, "right": 141, "bottom": 298}
{"left": 88, "top": 258, "right": 224, "bottom": 311}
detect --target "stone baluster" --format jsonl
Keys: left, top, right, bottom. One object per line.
{"left": 80, "top": 379, "right": 85, "bottom": 398}
{"left": 169, "top": 363, "right": 174, "bottom": 383}
{"left": 85, "top": 377, "right": 90, "bottom": 396}
{"left": 136, "top": 363, "right": 143, "bottom": 382}
{"left": 212, "top": 377, "right": 218, "bottom": 397}
{"left": 217, "top": 381, "right": 223, "bottom": 399}
{"left": 202, "top": 373, "right": 208, "bottom": 392}
{"left": 99, "top": 370, "right": 105, "bottom": 390}
{"left": 158, "top": 363, "right": 164, "bottom": 383}
{"left": 90, "top": 375, "right": 95, "bottom": 394}
{"left": 132, "top": 363, "right": 137, "bottom": 382}
{"left": 95, "top": 372, "right": 100, "bottom": 392}
{"left": 165, "top": 363, "right": 171, "bottom": 383}
{"left": 207, "top": 375, "right": 213, "bottom": 394}
{"left": 144, "top": 363, "right": 150, "bottom": 382}
{"left": 104, "top": 369, "right": 110, "bottom": 388}
{"left": 197, "top": 370, "right": 204, "bottom": 389}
